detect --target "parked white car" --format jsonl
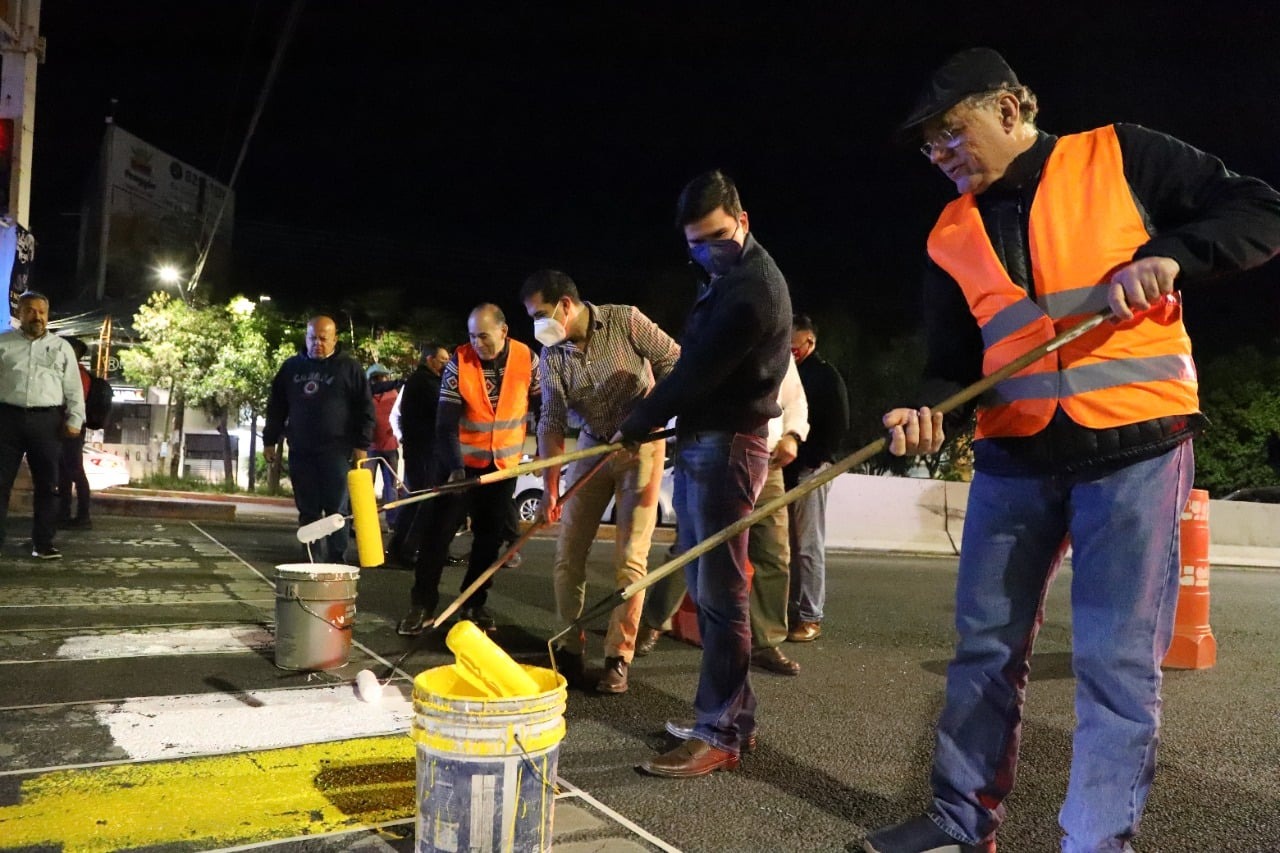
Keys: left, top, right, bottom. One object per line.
{"left": 83, "top": 447, "right": 131, "bottom": 491}
{"left": 513, "top": 459, "right": 676, "bottom": 526}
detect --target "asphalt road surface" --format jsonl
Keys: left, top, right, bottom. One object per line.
{"left": 1, "top": 515, "right": 1276, "bottom": 852}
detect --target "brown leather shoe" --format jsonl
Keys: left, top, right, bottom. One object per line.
{"left": 787, "top": 621, "right": 822, "bottom": 642}
{"left": 751, "top": 646, "right": 801, "bottom": 675}
{"left": 664, "top": 719, "right": 757, "bottom": 753}
{"left": 634, "top": 626, "right": 662, "bottom": 657}
{"left": 640, "top": 738, "right": 739, "bottom": 778}
{"left": 596, "top": 656, "right": 629, "bottom": 693}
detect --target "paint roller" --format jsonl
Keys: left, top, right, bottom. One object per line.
{"left": 348, "top": 466, "right": 384, "bottom": 568}
{"left": 548, "top": 305, "right": 1126, "bottom": 660}
{"left": 298, "top": 428, "right": 676, "bottom": 567}
{"left": 354, "top": 667, "right": 383, "bottom": 704}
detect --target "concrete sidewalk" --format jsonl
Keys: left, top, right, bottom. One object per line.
{"left": 82, "top": 485, "right": 678, "bottom": 542}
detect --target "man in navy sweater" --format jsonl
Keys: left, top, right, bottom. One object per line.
{"left": 617, "top": 170, "right": 792, "bottom": 778}
{"left": 264, "top": 315, "right": 374, "bottom": 563}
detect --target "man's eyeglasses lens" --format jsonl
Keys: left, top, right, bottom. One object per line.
{"left": 920, "top": 128, "right": 963, "bottom": 159}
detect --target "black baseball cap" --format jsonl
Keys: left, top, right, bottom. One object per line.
{"left": 899, "top": 47, "right": 1020, "bottom": 135}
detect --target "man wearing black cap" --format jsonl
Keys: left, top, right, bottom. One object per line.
{"left": 866, "top": 49, "right": 1280, "bottom": 853}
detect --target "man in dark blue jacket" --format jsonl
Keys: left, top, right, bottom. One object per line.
{"left": 617, "top": 170, "right": 792, "bottom": 777}
{"left": 264, "top": 315, "right": 374, "bottom": 563}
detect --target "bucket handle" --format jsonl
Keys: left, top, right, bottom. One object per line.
{"left": 512, "top": 733, "right": 561, "bottom": 794}
{"left": 289, "top": 594, "right": 354, "bottom": 633}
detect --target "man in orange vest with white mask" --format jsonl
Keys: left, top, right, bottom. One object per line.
{"left": 865, "top": 49, "right": 1280, "bottom": 853}
{"left": 397, "top": 303, "right": 540, "bottom": 635}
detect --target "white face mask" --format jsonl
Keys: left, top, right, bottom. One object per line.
{"left": 533, "top": 302, "right": 568, "bottom": 346}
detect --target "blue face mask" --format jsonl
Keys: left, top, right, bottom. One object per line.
{"left": 688, "top": 224, "right": 743, "bottom": 278}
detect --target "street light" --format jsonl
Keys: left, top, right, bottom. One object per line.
{"left": 154, "top": 264, "right": 192, "bottom": 305}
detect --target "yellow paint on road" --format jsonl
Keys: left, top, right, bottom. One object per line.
{"left": 0, "top": 736, "right": 415, "bottom": 852}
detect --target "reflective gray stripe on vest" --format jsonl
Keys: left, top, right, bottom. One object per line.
{"left": 1037, "top": 285, "right": 1111, "bottom": 319}
{"left": 460, "top": 416, "right": 525, "bottom": 432}
{"left": 491, "top": 443, "right": 522, "bottom": 461}
{"left": 459, "top": 441, "right": 522, "bottom": 462}
{"left": 989, "top": 354, "right": 1196, "bottom": 403}
{"left": 981, "top": 298, "right": 1047, "bottom": 349}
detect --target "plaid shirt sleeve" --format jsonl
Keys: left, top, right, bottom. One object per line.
{"left": 627, "top": 305, "right": 681, "bottom": 383}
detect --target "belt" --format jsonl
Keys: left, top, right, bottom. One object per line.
{"left": 582, "top": 428, "right": 613, "bottom": 445}
{"left": 0, "top": 402, "right": 60, "bottom": 412}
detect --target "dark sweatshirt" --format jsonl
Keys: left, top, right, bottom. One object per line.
{"left": 619, "top": 232, "right": 792, "bottom": 439}
{"left": 395, "top": 364, "right": 442, "bottom": 454}
{"left": 263, "top": 347, "right": 374, "bottom": 454}
{"left": 790, "top": 352, "right": 849, "bottom": 470}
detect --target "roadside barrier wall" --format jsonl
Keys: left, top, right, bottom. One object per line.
{"left": 824, "top": 473, "right": 1280, "bottom": 568}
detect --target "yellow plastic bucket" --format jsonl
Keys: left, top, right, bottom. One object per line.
{"left": 273, "top": 563, "right": 359, "bottom": 670}
{"left": 412, "top": 663, "right": 566, "bottom": 852}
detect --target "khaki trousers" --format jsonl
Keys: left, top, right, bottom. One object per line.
{"left": 553, "top": 432, "right": 664, "bottom": 660}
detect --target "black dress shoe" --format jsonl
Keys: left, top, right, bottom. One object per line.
{"left": 551, "top": 646, "right": 586, "bottom": 688}
{"left": 664, "top": 719, "right": 757, "bottom": 753}
{"left": 751, "top": 646, "right": 801, "bottom": 675}
{"left": 639, "top": 738, "right": 739, "bottom": 778}
{"left": 463, "top": 606, "right": 497, "bottom": 632}
{"left": 634, "top": 626, "right": 662, "bottom": 657}
{"left": 397, "top": 606, "right": 432, "bottom": 636}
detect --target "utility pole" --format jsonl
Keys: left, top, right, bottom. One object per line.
{"left": 0, "top": 0, "right": 43, "bottom": 225}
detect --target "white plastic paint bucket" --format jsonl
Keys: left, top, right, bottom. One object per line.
{"left": 273, "top": 563, "right": 359, "bottom": 670}
{"left": 412, "top": 664, "right": 566, "bottom": 852}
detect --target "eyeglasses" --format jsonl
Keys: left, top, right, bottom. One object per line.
{"left": 919, "top": 127, "right": 966, "bottom": 159}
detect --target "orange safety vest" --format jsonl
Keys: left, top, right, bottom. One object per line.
{"left": 926, "top": 125, "right": 1198, "bottom": 440}
{"left": 456, "top": 339, "right": 532, "bottom": 469}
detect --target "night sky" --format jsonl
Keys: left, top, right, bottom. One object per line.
{"left": 28, "top": 2, "right": 1280, "bottom": 354}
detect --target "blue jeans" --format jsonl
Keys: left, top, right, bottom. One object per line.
{"left": 787, "top": 462, "right": 832, "bottom": 623}
{"left": 288, "top": 448, "right": 352, "bottom": 563}
{"left": 369, "top": 449, "right": 400, "bottom": 524}
{"left": 929, "top": 442, "right": 1193, "bottom": 853}
{"left": 673, "top": 430, "right": 769, "bottom": 755}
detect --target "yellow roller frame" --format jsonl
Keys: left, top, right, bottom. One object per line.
{"left": 347, "top": 467, "right": 384, "bottom": 568}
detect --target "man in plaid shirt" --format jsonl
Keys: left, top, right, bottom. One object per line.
{"left": 521, "top": 268, "right": 680, "bottom": 694}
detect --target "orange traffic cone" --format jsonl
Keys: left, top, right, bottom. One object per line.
{"left": 670, "top": 593, "right": 702, "bottom": 646}
{"left": 1163, "top": 488, "right": 1217, "bottom": 669}
{"left": 668, "top": 557, "right": 756, "bottom": 648}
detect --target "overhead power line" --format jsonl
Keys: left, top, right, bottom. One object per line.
{"left": 186, "top": 0, "right": 306, "bottom": 300}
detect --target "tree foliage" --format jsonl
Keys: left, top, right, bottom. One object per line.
{"left": 118, "top": 292, "right": 208, "bottom": 396}
{"left": 1194, "top": 344, "right": 1280, "bottom": 496}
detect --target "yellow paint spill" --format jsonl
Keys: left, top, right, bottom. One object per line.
{"left": 0, "top": 736, "right": 415, "bottom": 852}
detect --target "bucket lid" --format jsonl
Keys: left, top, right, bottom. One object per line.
{"left": 276, "top": 563, "right": 360, "bottom": 580}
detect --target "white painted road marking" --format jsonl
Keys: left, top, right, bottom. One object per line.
{"left": 96, "top": 682, "right": 414, "bottom": 761}
{"left": 56, "top": 625, "right": 275, "bottom": 659}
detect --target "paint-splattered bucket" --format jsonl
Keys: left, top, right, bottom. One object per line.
{"left": 273, "top": 563, "right": 359, "bottom": 670}
{"left": 412, "top": 664, "right": 566, "bottom": 852}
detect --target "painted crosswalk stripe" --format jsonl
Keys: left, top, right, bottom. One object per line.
{"left": 96, "top": 683, "right": 413, "bottom": 762}
{"left": 56, "top": 626, "right": 275, "bottom": 659}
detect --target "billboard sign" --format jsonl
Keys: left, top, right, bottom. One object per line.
{"left": 80, "top": 124, "right": 235, "bottom": 300}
